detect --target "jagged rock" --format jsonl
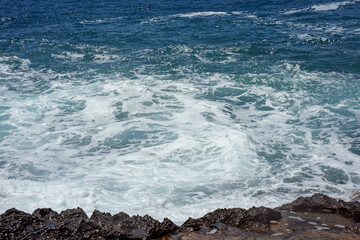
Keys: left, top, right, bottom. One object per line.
{"left": 181, "top": 206, "right": 281, "bottom": 233}
{"left": 182, "top": 208, "right": 246, "bottom": 232}
{"left": 0, "top": 208, "right": 178, "bottom": 240}
{"left": 32, "top": 208, "right": 59, "bottom": 221}
{"left": 277, "top": 193, "right": 360, "bottom": 221}
{"left": 159, "top": 218, "right": 179, "bottom": 236}
{"left": 87, "top": 210, "right": 178, "bottom": 239}
{"left": 0, "top": 208, "right": 38, "bottom": 239}
{"left": 59, "top": 208, "right": 89, "bottom": 234}
{"left": 1, "top": 193, "right": 359, "bottom": 239}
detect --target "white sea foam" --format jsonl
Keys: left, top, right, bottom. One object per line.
{"left": 146, "top": 12, "right": 230, "bottom": 23}
{"left": 0, "top": 56, "right": 31, "bottom": 71}
{"left": 0, "top": 56, "right": 359, "bottom": 224}
{"left": 93, "top": 54, "right": 124, "bottom": 63}
{"left": 286, "top": 20, "right": 346, "bottom": 42}
{"left": 1, "top": 17, "right": 11, "bottom": 21}
{"left": 283, "top": 9, "right": 303, "bottom": 15}
{"left": 230, "top": 11, "right": 257, "bottom": 18}
{"left": 142, "top": 11, "right": 257, "bottom": 25}
{"left": 80, "top": 17, "right": 123, "bottom": 24}
{"left": 296, "top": 33, "right": 313, "bottom": 40}
{"left": 312, "top": 1, "right": 351, "bottom": 11}
{"left": 52, "top": 52, "right": 85, "bottom": 61}
{"left": 284, "top": 0, "right": 358, "bottom": 14}
{"left": 174, "top": 12, "right": 228, "bottom": 18}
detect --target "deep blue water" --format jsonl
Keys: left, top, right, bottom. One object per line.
{"left": 0, "top": 0, "right": 359, "bottom": 223}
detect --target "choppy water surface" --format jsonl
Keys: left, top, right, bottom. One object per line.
{"left": 0, "top": 0, "right": 359, "bottom": 223}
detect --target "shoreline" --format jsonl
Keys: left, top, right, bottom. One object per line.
{"left": 1, "top": 193, "right": 359, "bottom": 239}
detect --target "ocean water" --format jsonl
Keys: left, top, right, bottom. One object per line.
{"left": 0, "top": 0, "right": 359, "bottom": 224}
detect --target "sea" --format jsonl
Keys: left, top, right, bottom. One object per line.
{"left": 0, "top": 0, "right": 359, "bottom": 224}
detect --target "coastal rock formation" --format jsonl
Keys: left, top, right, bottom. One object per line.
{"left": 0, "top": 208, "right": 177, "bottom": 240}
{"left": 0, "top": 193, "right": 359, "bottom": 239}
{"left": 277, "top": 193, "right": 360, "bottom": 221}
{"left": 181, "top": 206, "right": 281, "bottom": 233}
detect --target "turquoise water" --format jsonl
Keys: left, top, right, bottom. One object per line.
{"left": 0, "top": 0, "right": 359, "bottom": 223}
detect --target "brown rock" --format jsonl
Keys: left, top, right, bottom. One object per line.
{"left": 277, "top": 193, "right": 360, "bottom": 221}
{"left": 181, "top": 206, "right": 281, "bottom": 233}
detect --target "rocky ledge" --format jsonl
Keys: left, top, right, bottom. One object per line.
{"left": 1, "top": 194, "right": 359, "bottom": 239}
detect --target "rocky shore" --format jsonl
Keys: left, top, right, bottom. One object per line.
{"left": 1, "top": 193, "right": 359, "bottom": 239}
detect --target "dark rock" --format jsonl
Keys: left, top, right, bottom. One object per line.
{"left": 246, "top": 206, "right": 281, "bottom": 224}
{"left": 182, "top": 208, "right": 246, "bottom": 231}
{"left": 60, "top": 207, "right": 88, "bottom": 221}
{"left": 88, "top": 210, "right": 179, "bottom": 239}
{"left": 1, "top": 193, "right": 360, "bottom": 239}
{"left": 89, "top": 211, "right": 178, "bottom": 239}
{"left": 243, "top": 206, "right": 281, "bottom": 232}
{"left": 0, "top": 208, "right": 178, "bottom": 240}
{"left": 78, "top": 219, "right": 103, "bottom": 239}
{"left": 0, "top": 208, "right": 38, "bottom": 239}
{"left": 32, "top": 208, "right": 59, "bottom": 221}
{"left": 158, "top": 218, "right": 179, "bottom": 236}
{"left": 181, "top": 206, "right": 281, "bottom": 233}
{"left": 57, "top": 208, "right": 89, "bottom": 236}
{"left": 113, "top": 214, "right": 178, "bottom": 239}
{"left": 277, "top": 193, "right": 360, "bottom": 221}
{"left": 210, "top": 222, "right": 228, "bottom": 230}
{"left": 113, "top": 211, "right": 131, "bottom": 222}
{"left": 88, "top": 209, "right": 113, "bottom": 236}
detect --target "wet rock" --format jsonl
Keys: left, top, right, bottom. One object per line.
{"left": 171, "top": 229, "right": 360, "bottom": 240}
{"left": 170, "top": 225, "right": 268, "bottom": 240}
{"left": 0, "top": 208, "right": 178, "bottom": 240}
{"left": 181, "top": 206, "right": 281, "bottom": 233}
{"left": 32, "top": 208, "right": 59, "bottom": 221}
{"left": 182, "top": 208, "right": 246, "bottom": 232}
{"left": 246, "top": 206, "right": 282, "bottom": 225}
{"left": 113, "top": 214, "right": 178, "bottom": 239}
{"left": 346, "top": 223, "right": 360, "bottom": 234}
{"left": 87, "top": 210, "right": 178, "bottom": 239}
{"left": 86, "top": 209, "right": 113, "bottom": 237}
{"left": 1, "top": 193, "right": 359, "bottom": 239}
{"left": 277, "top": 193, "right": 360, "bottom": 222}
{"left": 59, "top": 208, "right": 89, "bottom": 233}
{"left": 280, "top": 229, "right": 360, "bottom": 240}
{"left": 0, "top": 208, "right": 38, "bottom": 239}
